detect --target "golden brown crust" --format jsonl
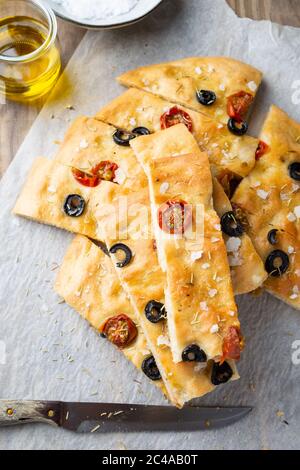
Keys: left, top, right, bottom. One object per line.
{"left": 130, "top": 125, "right": 239, "bottom": 362}
{"left": 96, "top": 88, "right": 258, "bottom": 179}
{"left": 13, "top": 157, "right": 98, "bottom": 239}
{"left": 117, "top": 57, "right": 262, "bottom": 123}
{"left": 232, "top": 106, "right": 300, "bottom": 309}
{"left": 55, "top": 235, "right": 167, "bottom": 396}
{"left": 212, "top": 178, "right": 267, "bottom": 295}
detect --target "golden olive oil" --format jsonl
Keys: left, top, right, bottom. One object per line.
{"left": 0, "top": 15, "right": 61, "bottom": 102}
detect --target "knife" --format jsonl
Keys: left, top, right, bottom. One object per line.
{"left": 0, "top": 400, "right": 251, "bottom": 433}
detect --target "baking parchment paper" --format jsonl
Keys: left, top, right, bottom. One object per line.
{"left": 0, "top": 0, "right": 300, "bottom": 450}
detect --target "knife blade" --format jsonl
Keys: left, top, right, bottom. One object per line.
{"left": 0, "top": 400, "right": 252, "bottom": 433}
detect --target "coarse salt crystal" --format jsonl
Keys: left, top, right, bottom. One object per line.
{"left": 195, "top": 67, "right": 202, "bottom": 75}
{"left": 294, "top": 206, "right": 300, "bottom": 218}
{"left": 219, "top": 83, "right": 226, "bottom": 91}
{"left": 257, "top": 189, "right": 270, "bottom": 200}
{"left": 200, "top": 301, "right": 208, "bottom": 311}
{"left": 226, "top": 237, "right": 242, "bottom": 253}
{"left": 129, "top": 117, "right": 136, "bottom": 127}
{"left": 210, "top": 324, "right": 219, "bottom": 334}
{"left": 191, "top": 251, "right": 203, "bottom": 262}
{"left": 247, "top": 81, "right": 258, "bottom": 92}
{"left": 287, "top": 212, "right": 297, "bottom": 222}
{"left": 79, "top": 138, "right": 89, "bottom": 149}
{"left": 208, "top": 289, "right": 218, "bottom": 298}
{"left": 229, "top": 310, "right": 236, "bottom": 317}
{"left": 160, "top": 182, "right": 169, "bottom": 194}
{"left": 288, "top": 246, "right": 295, "bottom": 254}
{"left": 48, "top": 185, "right": 57, "bottom": 193}
{"left": 211, "top": 237, "right": 220, "bottom": 243}
{"left": 214, "top": 224, "right": 221, "bottom": 231}
{"left": 113, "top": 167, "right": 126, "bottom": 185}
{"left": 202, "top": 263, "right": 210, "bottom": 270}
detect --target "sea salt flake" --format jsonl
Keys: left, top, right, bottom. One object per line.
{"left": 195, "top": 67, "right": 202, "bottom": 75}
{"left": 294, "top": 206, "right": 300, "bottom": 218}
{"left": 219, "top": 83, "right": 226, "bottom": 91}
{"left": 247, "top": 81, "right": 258, "bottom": 92}
{"left": 257, "top": 189, "right": 270, "bottom": 200}
{"left": 202, "top": 263, "right": 210, "bottom": 270}
{"left": 287, "top": 212, "right": 297, "bottom": 222}
{"left": 160, "top": 182, "right": 169, "bottom": 194}
{"left": 214, "top": 224, "right": 221, "bottom": 231}
{"left": 129, "top": 117, "right": 136, "bottom": 127}
{"left": 208, "top": 289, "right": 218, "bottom": 298}
{"left": 210, "top": 324, "right": 219, "bottom": 334}
{"left": 48, "top": 185, "right": 57, "bottom": 193}
{"left": 79, "top": 138, "right": 89, "bottom": 149}
{"left": 229, "top": 310, "right": 236, "bottom": 317}
{"left": 288, "top": 246, "right": 295, "bottom": 254}
{"left": 211, "top": 237, "right": 220, "bottom": 243}
{"left": 226, "top": 237, "right": 242, "bottom": 253}
{"left": 200, "top": 301, "right": 208, "bottom": 311}
{"left": 113, "top": 167, "right": 126, "bottom": 185}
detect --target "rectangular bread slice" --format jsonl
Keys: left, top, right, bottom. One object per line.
{"left": 131, "top": 124, "right": 241, "bottom": 363}
{"left": 55, "top": 235, "right": 167, "bottom": 398}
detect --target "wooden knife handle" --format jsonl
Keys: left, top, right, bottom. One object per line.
{"left": 0, "top": 400, "right": 61, "bottom": 427}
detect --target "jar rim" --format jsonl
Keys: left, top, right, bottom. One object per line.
{"left": 0, "top": 0, "right": 57, "bottom": 63}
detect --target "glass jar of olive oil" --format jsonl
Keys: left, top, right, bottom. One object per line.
{"left": 0, "top": 0, "right": 61, "bottom": 102}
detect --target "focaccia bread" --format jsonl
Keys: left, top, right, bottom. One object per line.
{"left": 131, "top": 125, "right": 241, "bottom": 364}
{"left": 232, "top": 106, "right": 300, "bottom": 309}
{"left": 213, "top": 178, "right": 267, "bottom": 295}
{"left": 95, "top": 88, "right": 259, "bottom": 180}
{"left": 117, "top": 57, "right": 262, "bottom": 125}
{"left": 54, "top": 117, "right": 147, "bottom": 191}
{"left": 13, "top": 157, "right": 99, "bottom": 239}
{"left": 55, "top": 235, "right": 167, "bottom": 396}
{"left": 92, "top": 179, "right": 238, "bottom": 407}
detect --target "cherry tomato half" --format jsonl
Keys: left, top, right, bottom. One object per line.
{"left": 160, "top": 106, "right": 193, "bottom": 133}
{"left": 158, "top": 199, "right": 192, "bottom": 235}
{"left": 100, "top": 314, "right": 137, "bottom": 349}
{"left": 222, "top": 326, "right": 243, "bottom": 361}
{"left": 72, "top": 168, "right": 100, "bottom": 188}
{"left": 227, "top": 91, "right": 254, "bottom": 122}
{"left": 255, "top": 140, "right": 269, "bottom": 161}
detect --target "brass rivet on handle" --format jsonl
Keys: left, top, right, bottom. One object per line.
{"left": 47, "top": 409, "right": 55, "bottom": 418}
{"left": 6, "top": 408, "right": 14, "bottom": 416}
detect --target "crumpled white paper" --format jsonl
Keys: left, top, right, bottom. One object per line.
{"left": 0, "top": 0, "right": 300, "bottom": 450}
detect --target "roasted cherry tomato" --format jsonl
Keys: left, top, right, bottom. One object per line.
{"left": 93, "top": 161, "right": 119, "bottom": 182}
{"left": 158, "top": 199, "right": 192, "bottom": 235}
{"left": 255, "top": 140, "right": 269, "bottom": 161}
{"left": 100, "top": 314, "right": 137, "bottom": 349}
{"left": 72, "top": 168, "right": 100, "bottom": 188}
{"left": 222, "top": 326, "right": 242, "bottom": 361}
{"left": 227, "top": 91, "right": 253, "bottom": 122}
{"left": 160, "top": 106, "right": 193, "bottom": 132}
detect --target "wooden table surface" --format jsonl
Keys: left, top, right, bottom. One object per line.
{"left": 1, "top": 0, "right": 300, "bottom": 178}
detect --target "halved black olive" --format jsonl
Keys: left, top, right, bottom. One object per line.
{"left": 182, "top": 344, "right": 207, "bottom": 363}
{"left": 113, "top": 129, "right": 136, "bottom": 146}
{"left": 63, "top": 194, "right": 85, "bottom": 217}
{"left": 227, "top": 118, "right": 248, "bottom": 136}
{"left": 267, "top": 229, "right": 279, "bottom": 246}
{"left": 142, "top": 356, "right": 161, "bottom": 381}
{"left": 221, "top": 211, "right": 244, "bottom": 237}
{"left": 132, "top": 126, "right": 151, "bottom": 136}
{"left": 265, "top": 250, "right": 289, "bottom": 277}
{"left": 196, "top": 90, "right": 216, "bottom": 106}
{"left": 211, "top": 361, "right": 233, "bottom": 385}
{"left": 288, "top": 162, "right": 300, "bottom": 181}
{"left": 145, "top": 300, "right": 166, "bottom": 323}
{"left": 109, "top": 243, "right": 132, "bottom": 268}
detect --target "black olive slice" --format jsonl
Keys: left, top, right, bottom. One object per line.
{"left": 109, "top": 243, "right": 133, "bottom": 268}
{"left": 265, "top": 250, "right": 290, "bottom": 277}
{"left": 196, "top": 90, "right": 217, "bottom": 106}
{"left": 132, "top": 126, "right": 151, "bottom": 136}
{"left": 113, "top": 129, "right": 136, "bottom": 147}
{"left": 63, "top": 194, "right": 85, "bottom": 217}
{"left": 145, "top": 300, "right": 166, "bottom": 323}
{"left": 267, "top": 229, "right": 279, "bottom": 246}
{"left": 182, "top": 344, "right": 207, "bottom": 363}
{"left": 142, "top": 356, "right": 161, "bottom": 381}
{"left": 221, "top": 211, "right": 244, "bottom": 237}
{"left": 227, "top": 118, "right": 248, "bottom": 136}
{"left": 211, "top": 361, "right": 233, "bottom": 386}
{"left": 288, "top": 162, "right": 300, "bottom": 181}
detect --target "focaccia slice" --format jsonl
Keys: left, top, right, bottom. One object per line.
{"left": 96, "top": 88, "right": 259, "bottom": 180}
{"left": 55, "top": 235, "right": 167, "bottom": 397}
{"left": 213, "top": 178, "right": 267, "bottom": 295}
{"left": 13, "top": 157, "right": 99, "bottom": 239}
{"left": 117, "top": 57, "right": 262, "bottom": 125}
{"left": 232, "top": 106, "right": 300, "bottom": 309}
{"left": 131, "top": 125, "right": 241, "bottom": 364}
{"left": 92, "top": 179, "right": 238, "bottom": 407}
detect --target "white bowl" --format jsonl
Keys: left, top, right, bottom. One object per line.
{"left": 46, "top": 0, "right": 164, "bottom": 29}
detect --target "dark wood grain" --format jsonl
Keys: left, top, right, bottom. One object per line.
{"left": 1, "top": 1, "right": 300, "bottom": 178}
